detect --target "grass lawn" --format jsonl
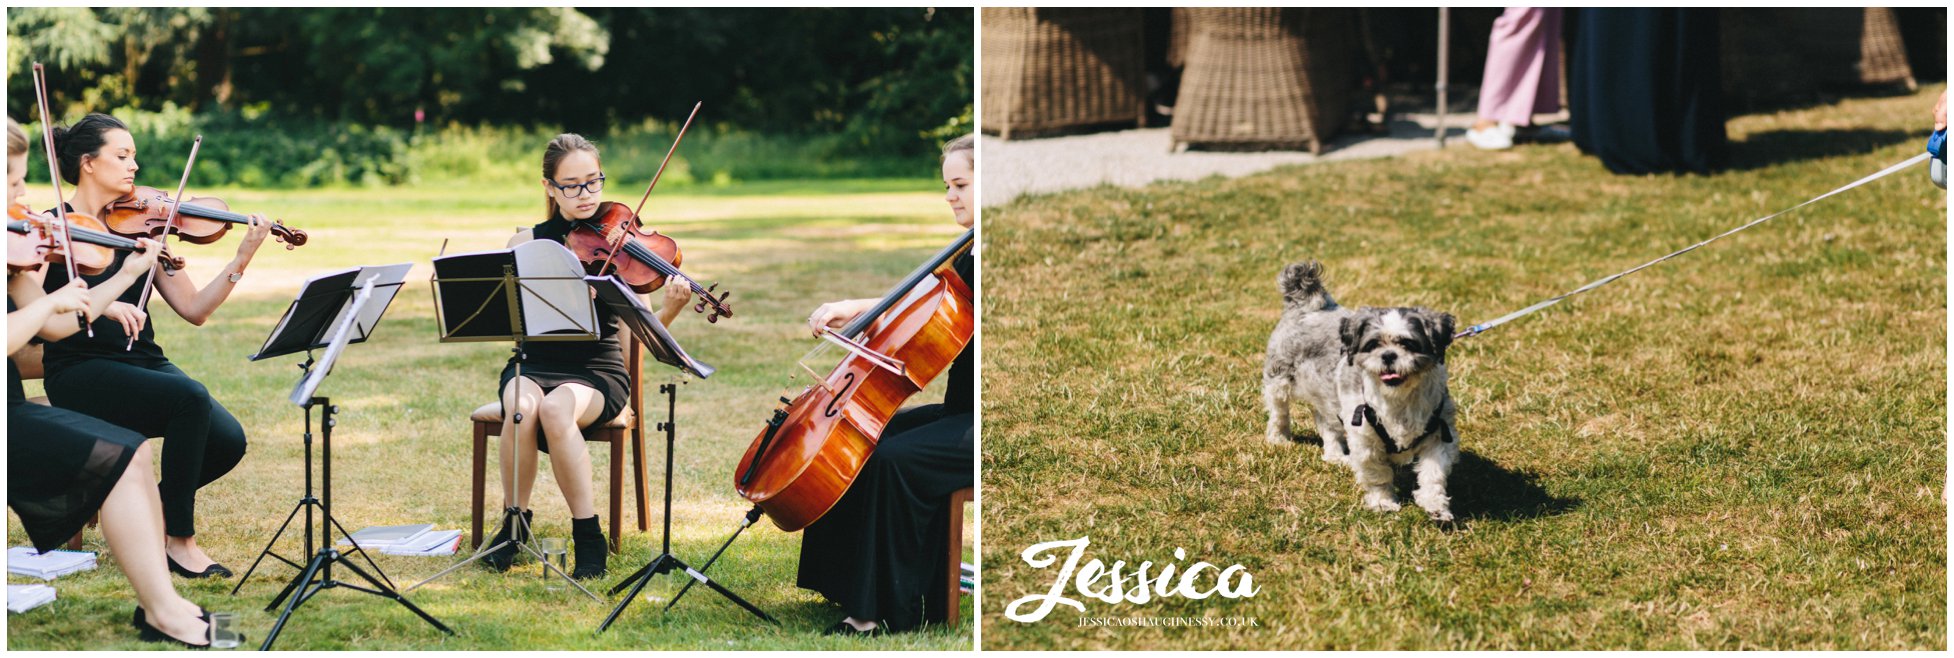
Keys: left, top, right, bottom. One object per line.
{"left": 8, "top": 177, "right": 973, "bottom": 650}
{"left": 979, "top": 86, "right": 1945, "bottom": 649}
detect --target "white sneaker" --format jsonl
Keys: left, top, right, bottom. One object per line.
{"left": 1466, "top": 122, "right": 1515, "bottom": 150}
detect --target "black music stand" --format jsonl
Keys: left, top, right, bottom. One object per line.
{"left": 415, "top": 240, "right": 603, "bottom": 599}
{"left": 236, "top": 266, "right": 453, "bottom": 650}
{"left": 587, "top": 275, "right": 774, "bottom": 632}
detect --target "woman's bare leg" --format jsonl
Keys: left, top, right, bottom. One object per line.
{"left": 99, "top": 442, "right": 207, "bottom": 644}
{"left": 538, "top": 384, "right": 604, "bottom": 518}
{"left": 498, "top": 377, "right": 545, "bottom": 509}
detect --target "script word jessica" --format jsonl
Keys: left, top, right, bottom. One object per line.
{"left": 1003, "top": 536, "right": 1260, "bottom": 623}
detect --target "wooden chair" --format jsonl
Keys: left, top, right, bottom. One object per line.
{"left": 468, "top": 333, "right": 650, "bottom": 554}
{"left": 944, "top": 486, "right": 974, "bottom": 628}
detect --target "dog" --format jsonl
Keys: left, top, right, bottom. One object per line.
{"left": 1261, "top": 261, "right": 1460, "bottom": 522}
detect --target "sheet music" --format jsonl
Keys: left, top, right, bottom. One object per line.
{"left": 586, "top": 275, "right": 715, "bottom": 378}
{"left": 431, "top": 241, "right": 597, "bottom": 341}
{"left": 293, "top": 279, "right": 374, "bottom": 405}
{"left": 253, "top": 263, "right": 412, "bottom": 361}
{"left": 514, "top": 240, "right": 598, "bottom": 337}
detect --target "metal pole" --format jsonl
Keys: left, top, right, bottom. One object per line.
{"left": 1437, "top": 7, "right": 1450, "bottom": 148}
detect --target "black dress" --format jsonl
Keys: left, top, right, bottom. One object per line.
{"left": 497, "top": 216, "right": 631, "bottom": 453}
{"left": 797, "top": 250, "right": 976, "bottom": 632}
{"left": 1567, "top": 8, "right": 1727, "bottom": 175}
{"left": 40, "top": 215, "right": 249, "bottom": 540}
{"left": 7, "top": 296, "right": 145, "bottom": 552}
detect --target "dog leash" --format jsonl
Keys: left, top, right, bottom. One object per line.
{"left": 1455, "top": 152, "right": 1931, "bottom": 340}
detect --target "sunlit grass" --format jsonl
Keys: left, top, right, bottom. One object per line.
{"left": 979, "top": 86, "right": 1945, "bottom": 650}
{"left": 8, "top": 178, "right": 973, "bottom": 650}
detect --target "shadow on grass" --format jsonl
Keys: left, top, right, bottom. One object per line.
{"left": 1289, "top": 435, "right": 1578, "bottom": 523}
{"left": 1726, "top": 128, "right": 1914, "bottom": 171}
{"left": 1445, "top": 450, "right": 1580, "bottom": 523}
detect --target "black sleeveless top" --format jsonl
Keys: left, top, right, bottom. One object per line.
{"left": 41, "top": 204, "right": 169, "bottom": 371}
{"left": 516, "top": 216, "right": 626, "bottom": 372}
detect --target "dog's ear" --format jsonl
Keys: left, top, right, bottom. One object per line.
{"left": 1433, "top": 312, "right": 1456, "bottom": 361}
{"left": 1339, "top": 314, "right": 1364, "bottom": 365}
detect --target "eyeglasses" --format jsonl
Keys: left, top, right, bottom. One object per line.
{"left": 550, "top": 175, "right": 605, "bottom": 198}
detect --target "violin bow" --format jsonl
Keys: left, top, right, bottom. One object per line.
{"left": 31, "top": 63, "right": 90, "bottom": 337}
{"left": 126, "top": 135, "right": 201, "bottom": 351}
{"left": 595, "top": 101, "right": 702, "bottom": 280}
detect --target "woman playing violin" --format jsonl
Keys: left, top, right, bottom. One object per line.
{"left": 482, "top": 133, "right": 694, "bottom": 579}
{"left": 797, "top": 135, "right": 976, "bottom": 636}
{"left": 37, "top": 113, "right": 273, "bottom": 579}
{"left": 9, "top": 117, "right": 217, "bottom": 647}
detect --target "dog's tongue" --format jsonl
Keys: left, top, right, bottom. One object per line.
{"left": 1380, "top": 372, "right": 1405, "bottom": 384}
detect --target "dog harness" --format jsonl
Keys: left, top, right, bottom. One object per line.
{"left": 1349, "top": 402, "right": 1453, "bottom": 455}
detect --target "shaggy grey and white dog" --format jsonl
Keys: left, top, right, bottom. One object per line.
{"left": 1262, "top": 261, "right": 1461, "bottom": 521}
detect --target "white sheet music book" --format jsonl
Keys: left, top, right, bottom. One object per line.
{"left": 514, "top": 240, "right": 598, "bottom": 337}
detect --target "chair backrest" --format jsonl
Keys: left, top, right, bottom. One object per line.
{"left": 623, "top": 329, "right": 644, "bottom": 435}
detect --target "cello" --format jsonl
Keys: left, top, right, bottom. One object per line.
{"left": 733, "top": 229, "right": 974, "bottom": 531}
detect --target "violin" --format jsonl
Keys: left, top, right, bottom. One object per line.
{"left": 566, "top": 201, "right": 734, "bottom": 322}
{"left": 103, "top": 185, "right": 307, "bottom": 249}
{"left": 8, "top": 203, "right": 183, "bottom": 275}
{"left": 733, "top": 230, "right": 973, "bottom": 531}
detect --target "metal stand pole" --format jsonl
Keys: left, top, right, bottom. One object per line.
{"left": 598, "top": 382, "right": 775, "bottom": 633}
{"left": 256, "top": 398, "right": 453, "bottom": 650}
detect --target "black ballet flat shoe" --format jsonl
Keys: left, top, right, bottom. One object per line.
{"left": 822, "top": 620, "right": 888, "bottom": 637}
{"left": 483, "top": 508, "right": 531, "bottom": 572}
{"left": 570, "top": 515, "right": 608, "bottom": 580}
{"left": 133, "top": 606, "right": 221, "bottom": 649}
{"left": 166, "top": 555, "right": 234, "bottom": 579}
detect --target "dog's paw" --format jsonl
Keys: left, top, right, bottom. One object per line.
{"left": 1265, "top": 430, "right": 1295, "bottom": 446}
{"left": 1319, "top": 447, "right": 1345, "bottom": 464}
{"left": 1425, "top": 508, "right": 1454, "bottom": 523}
{"left": 1361, "top": 491, "right": 1401, "bottom": 513}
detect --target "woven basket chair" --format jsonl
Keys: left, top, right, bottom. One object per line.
{"left": 981, "top": 8, "right": 1146, "bottom": 139}
{"left": 1723, "top": 8, "right": 1915, "bottom": 110}
{"left": 1169, "top": 8, "right": 1357, "bottom": 154}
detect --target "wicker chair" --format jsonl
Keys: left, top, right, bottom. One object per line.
{"left": 1723, "top": 8, "right": 1915, "bottom": 110}
{"left": 982, "top": 8, "right": 1147, "bottom": 139}
{"left": 1169, "top": 8, "right": 1357, "bottom": 154}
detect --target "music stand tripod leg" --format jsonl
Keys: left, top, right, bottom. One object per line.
{"left": 335, "top": 558, "right": 455, "bottom": 635}
{"left": 231, "top": 497, "right": 307, "bottom": 596}
{"left": 236, "top": 377, "right": 326, "bottom": 597}
{"left": 664, "top": 504, "right": 762, "bottom": 611}
{"left": 598, "top": 385, "right": 775, "bottom": 633}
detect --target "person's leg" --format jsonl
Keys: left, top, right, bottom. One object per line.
{"left": 537, "top": 383, "right": 607, "bottom": 578}
{"left": 499, "top": 376, "right": 544, "bottom": 509}
{"left": 99, "top": 442, "right": 208, "bottom": 645}
{"left": 1477, "top": 7, "right": 1556, "bottom": 129}
{"left": 155, "top": 364, "right": 249, "bottom": 572}
{"left": 42, "top": 360, "right": 226, "bottom": 572}
{"left": 816, "top": 411, "right": 973, "bottom": 633}
{"left": 486, "top": 376, "right": 544, "bottom": 570}
{"left": 538, "top": 383, "right": 604, "bottom": 518}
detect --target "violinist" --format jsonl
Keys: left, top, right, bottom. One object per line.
{"left": 483, "top": 133, "right": 694, "bottom": 579}
{"left": 797, "top": 135, "right": 976, "bottom": 636}
{"left": 38, "top": 113, "right": 272, "bottom": 579}
{"left": 8, "top": 117, "right": 216, "bottom": 647}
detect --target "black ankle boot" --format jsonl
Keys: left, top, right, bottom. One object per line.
{"left": 483, "top": 508, "right": 531, "bottom": 572}
{"left": 570, "top": 515, "right": 607, "bottom": 580}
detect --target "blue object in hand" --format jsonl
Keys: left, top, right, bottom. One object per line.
{"left": 1932, "top": 130, "right": 1947, "bottom": 189}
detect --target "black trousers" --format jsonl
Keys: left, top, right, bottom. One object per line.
{"left": 44, "top": 359, "right": 248, "bottom": 538}
{"left": 797, "top": 403, "right": 973, "bottom": 632}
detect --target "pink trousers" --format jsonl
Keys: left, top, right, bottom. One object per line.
{"left": 1476, "top": 7, "right": 1562, "bottom": 127}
